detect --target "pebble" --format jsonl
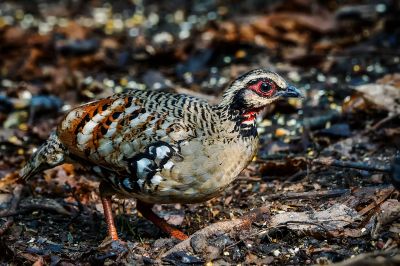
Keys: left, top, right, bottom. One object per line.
{"left": 273, "top": 249, "right": 281, "bottom": 257}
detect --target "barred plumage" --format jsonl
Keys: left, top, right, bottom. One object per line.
{"left": 20, "top": 69, "right": 302, "bottom": 241}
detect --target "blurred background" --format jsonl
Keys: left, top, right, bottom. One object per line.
{"left": 0, "top": 0, "right": 399, "bottom": 264}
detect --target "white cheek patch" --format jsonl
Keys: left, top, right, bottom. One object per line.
{"left": 248, "top": 90, "right": 274, "bottom": 105}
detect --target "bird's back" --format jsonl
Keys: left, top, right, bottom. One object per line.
{"left": 57, "top": 89, "right": 212, "bottom": 171}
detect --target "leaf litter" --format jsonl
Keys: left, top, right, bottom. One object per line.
{"left": 0, "top": 0, "right": 399, "bottom": 265}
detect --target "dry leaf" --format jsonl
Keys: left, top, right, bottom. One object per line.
{"left": 355, "top": 84, "right": 400, "bottom": 115}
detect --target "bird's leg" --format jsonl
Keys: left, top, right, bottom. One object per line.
{"left": 101, "top": 196, "right": 119, "bottom": 240}
{"left": 99, "top": 182, "right": 119, "bottom": 241}
{"left": 98, "top": 183, "right": 128, "bottom": 257}
{"left": 136, "top": 200, "right": 189, "bottom": 241}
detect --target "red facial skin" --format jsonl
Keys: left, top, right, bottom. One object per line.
{"left": 248, "top": 80, "right": 276, "bottom": 97}
{"left": 243, "top": 80, "right": 276, "bottom": 122}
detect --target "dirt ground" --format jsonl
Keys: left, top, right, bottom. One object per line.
{"left": 0, "top": 0, "right": 399, "bottom": 265}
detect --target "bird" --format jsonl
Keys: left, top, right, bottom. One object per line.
{"left": 20, "top": 69, "right": 302, "bottom": 242}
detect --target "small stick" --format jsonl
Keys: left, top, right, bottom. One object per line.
{"left": 0, "top": 210, "right": 29, "bottom": 218}
{"left": 262, "top": 188, "right": 350, "bottom": 201}
{"left": 286, "top": 169, "right": 307, "bottom": 182}
{"left": 277, "top": 220, "right": 330, "bottom": 234}
{"left": 224, "top": 220, "right": 330, "bottom": 250}
{"left": 357, "top": 188, "right": 395, "bottom": 216}
{"left": 370, "top": 114, "right": 398, "bottom": 131}
{"left": 0, "top": 203, "right": 71, "bottom": 218}
{"left": 312, "top": 157, "right": 391, "bottom": 173}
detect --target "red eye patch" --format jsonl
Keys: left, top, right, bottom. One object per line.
{"left": 248, "top": 80, "right": 276, "bottom": 97}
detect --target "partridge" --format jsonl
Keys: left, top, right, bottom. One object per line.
{"left": 20, "top": 69, "right": 302, "bottom": 241}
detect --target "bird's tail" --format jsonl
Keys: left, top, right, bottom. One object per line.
{"left": 20, "top": 132, "right": 67, "bottom": 180}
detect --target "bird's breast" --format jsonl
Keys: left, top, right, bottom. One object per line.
{"left": 127, "top": 136, "right": 258, "bottom": 204}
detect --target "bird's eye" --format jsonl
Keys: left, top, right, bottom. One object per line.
{"left": 248, "top": 80, "right": 276, "bottom": 96}
{"left": 260, "top": 82, "right": 273, "bottom": 92}
{"left": 259, "top": 81, "right": 276, "bottom": 95}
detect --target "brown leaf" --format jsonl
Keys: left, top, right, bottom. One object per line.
{"left": 270, "top": 204, "right": 360, "bottom": 237}
{"left": 354, "top": 84, "right": 400, "bottom": 115}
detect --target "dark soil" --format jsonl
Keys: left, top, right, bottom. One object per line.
{"left": 0, "top": 0, "right": 399, "bottom": 265}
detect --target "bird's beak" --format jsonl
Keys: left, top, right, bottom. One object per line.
{"left": 281, "top": 85, "right": 303, "bottom": 98}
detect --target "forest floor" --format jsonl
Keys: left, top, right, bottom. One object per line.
{"left": 0, "top": 0, "right": 399, "bottom": 265}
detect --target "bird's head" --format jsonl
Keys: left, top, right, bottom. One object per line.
{"left": 220, "top": 69, "right": 302, "bottom": 111}
{"left": 218, "top": 69, "right": 302, "bottom": 126}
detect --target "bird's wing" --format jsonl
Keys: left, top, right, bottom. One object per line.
{"left": 57, "top": 90, "right": 198, "bottom": 171}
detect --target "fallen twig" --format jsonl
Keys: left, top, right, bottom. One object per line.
{"left": 276, "top": 220, "right": 331, "bottom": 234}
{"left": 225, "top": 220, "right": 330, "bottom": 250}
{"left": 0, "top": 185, "right": 23, "bottom": 236}
{"left": 285, "top": 169, "right": 307, "bottom": 182}
{"left": 312, "top": 157, "right": 391, "bottom": 173}
{"left": 369, "top": 114, "right": 398, "bottom": 132}
{"left": 358, "top": 188, "right": 395, "bottom": 216}
{"left": 262, "top": 188, "right": 350, "bottom": 201}
{"left": 0, "top": 203, "right": 72, "bottom": 218}
{"left": 161, "top": 206, "right": 270, "bottom": 257}
{"left": 0, "top": 210, "right": 28, "bottom": 218}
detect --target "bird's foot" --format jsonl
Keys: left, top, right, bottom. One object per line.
{"left": 170, "top": 229, "right": 189, "bottom": 241}
{"left": 136, "top": 200, "right": 189, "bottom": 241}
